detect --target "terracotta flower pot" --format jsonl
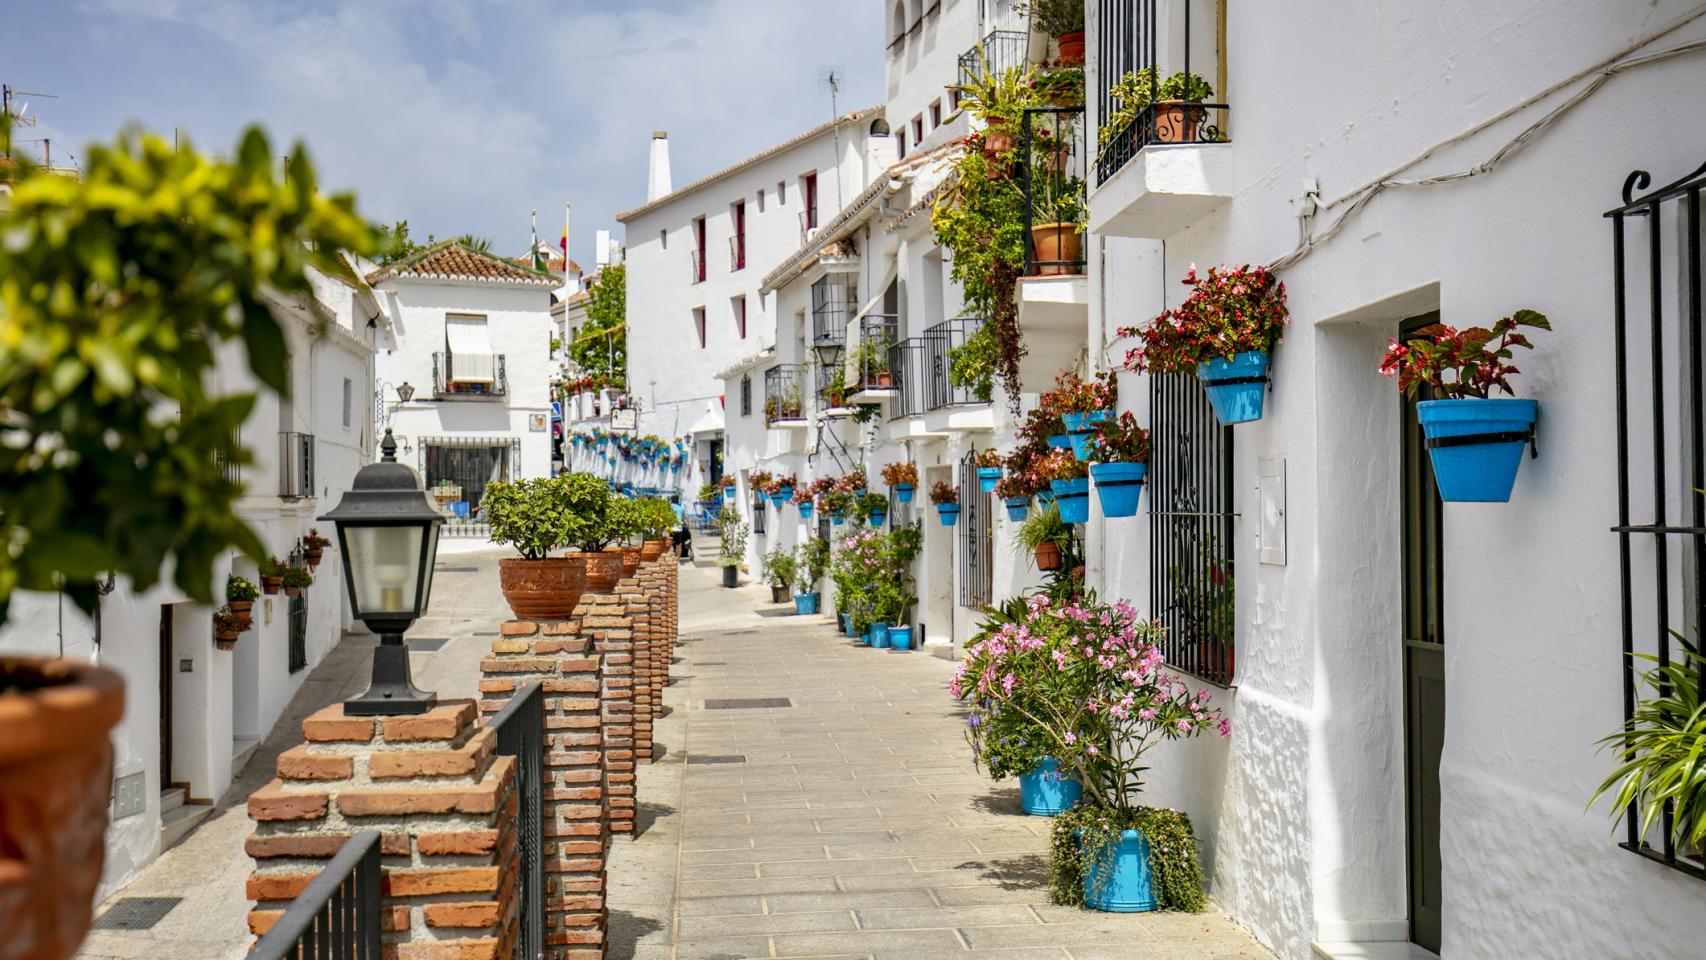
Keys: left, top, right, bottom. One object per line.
{"left": 498, "top": 556, "right": 588, "bottom": 621}
{"left": 214, "top": 631, "right": 239, "bottom": 651}
{"left": 1152, "top": 101, "right": 1207, "bottom": 143}
{"left": 0, "top": 657, "right": 125, "bottom": 960}
{"left": 228, "top": 600, "right": 253, "bottom": 617}
{"left": 1029, "top": 223, "right": 1083, "bottom": 276}
{"left": 576, "top": 551, "right": 625, "bottom": 593}
{"left": 876, "top": 371, "right": 893, "bottom": 388}
{"left": 983, "top": 126, "right": 1015, "bottom": 160}
{"left": 1056, "top": 30, "right": 1086, "bottom": 65}
{"left": 261, "top": 577, "right": 282, "bottom": 595}
{"left": 640, "top": 540, "right": 665, "bottom": 562}
{"left": 616, "top": 545, "right": 642, "bottom": 579}
{"left": 304, "top": 548, "right": 323, "bottom": 570}
{"left": 283, "top": 586, "right": 301, "bottom": 599}
{"left": 1035, "top": 541, "right": 1063, "bottom": 571}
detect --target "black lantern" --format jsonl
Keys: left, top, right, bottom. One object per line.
{"left": 318, "top": 428, "right": 442, "bottom": 715}
{"left": 395, "top": 381, "right": 416, "bottom": 403}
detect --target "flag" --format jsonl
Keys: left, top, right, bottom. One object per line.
{"left": 531, "top": 209, "right": 544, "bottom": 273}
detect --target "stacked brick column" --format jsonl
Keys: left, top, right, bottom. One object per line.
{"left": 574, "top": 591, "right": 636, "bottom": 835}
{"left": 245, "top": 701, "right": 518, "bottom": 959}
{"left": 616, "top": 571, "right": 654, "bottom": 768}
{"left": 480, "top": 621, "right": 608, "bottom": 960}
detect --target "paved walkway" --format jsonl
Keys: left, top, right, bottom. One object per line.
{"left": 609, "top": 563, "right": 1274, "bottom": 960}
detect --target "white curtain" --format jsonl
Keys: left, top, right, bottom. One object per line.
{"left": 445, "top": 314, "right": 496, "bottom": 383}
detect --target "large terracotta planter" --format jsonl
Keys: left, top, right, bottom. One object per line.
{"left": 1030, "top": 223, "right": 1083, "bottom": 276}
{"left": 1035, "top": 542, "right": 1063, "bottom": 571}
{"left": 640, "top": 539, "right": 665, "bottom": 562}
{"left": 498, "top": 556, "right": 587, "bottom": 621}
{"left": 576, "top": 551, "right": 625, "bottom": 593}
{"left": 615, "top": 545, "right": 642, "bottom": 579}
{"left": 0, "top": 657, "right": 125, "bottom": 960}
{"left": 1056, "top": 30, "right": 1086, "bottom": 65}
{"left": 1152, "top": 101, "right": 1207, "bottom": 143}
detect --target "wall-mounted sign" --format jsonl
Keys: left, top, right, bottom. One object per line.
{"left": 612, "top": 409, "right": 638, "bottom": 431}
{"left": 529, "top": 413, "right": 548, "bottom": 432}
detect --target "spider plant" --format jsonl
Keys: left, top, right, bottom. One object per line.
{"left": 1592, "top": 636, "right": 1706, "bottom": 853}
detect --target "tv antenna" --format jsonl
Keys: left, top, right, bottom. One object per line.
{"left": 821, "top": 69, "right": 846, "bottom": 210}
{"left": 4, "top": 85, "right": 59, "bottom": 161}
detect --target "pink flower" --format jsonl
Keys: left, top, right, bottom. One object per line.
{"left": 1217, "top": 718, "right": 1232, "bottom": 737}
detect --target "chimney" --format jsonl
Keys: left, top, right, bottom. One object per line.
{"left": 595, "top": 229, "right": 611, "bottom": 267}
{"left": 647, "top": 131, "right": 672, "bottom": 202}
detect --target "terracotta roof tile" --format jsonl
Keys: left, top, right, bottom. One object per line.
{"left": 365, "top": 240, "right": 558, "bottom": 287}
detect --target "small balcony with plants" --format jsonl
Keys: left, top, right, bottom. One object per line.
{"left": 762, "top": 364, "right": 808, "bottom": 429}
{"left": 923, "top": 317, "right": 997, "bottom": 434}
{"left": 433, "top": 351, "right": 508, "bottom": 399}
{"left": 848, "top": 313, "right": 900, "bottom": 404}
{"left": 1016, "top": 103, "right": 1091, "bottom": 392}
{"left": 1089, "top": 0, "right": 1232, "bottom": 238}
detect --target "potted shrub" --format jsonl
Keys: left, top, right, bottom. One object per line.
{"left": 792, "top": 485, "right": 816, "bottom": 518}
{"left": 853, "top": 492, "right": 889, "bottom": 528}
{"left": 225, "top": 574, "right": 259, "bottom": 617}
{"left": 1593, "top": 638, "right": 1706, "bottom": 861}
{"left": 280, "top": 561, "right": 313, "bottom": 599}
{"left": 1380, "top": 310, "right": 1548, "bottom": 502}
{"left": 952, "top": 595, "right": 1227, "bottom": 912}
{"left": 958, "top": 595, "right": 1080, "bottom": 814}
{"left": 882, "top": 461, "right": 918, "bottom": 503}
{"left": 974, "top": 449, "right": 1005, "bottom": 493}
{"left": 762, "top": 547, "right": 798, "bottom": 605}
{"left": 635, "top": 497, "right": 677, "bottom": 560}
{"left": 1028, "top": 177, "right": 1086, "bottom": 278}
{"left": 1017, "top": 500, "right": 1072, "bottom": 571}
{"left": 604, "top": 497, "right": 645, "bottom": 578}
{"left": 259, "top": 555, "right": 285, "bottom": 595}
{"left": 1084, "top": 413, "right": 1151, "bottom": 518}
{"left": 838, "top": 467, "right": 868, "bottom": 496}
{"left": 1019, "top": 0, "right": 1085, "bottom": 65}
{"left": 715, "top": 507, "right": 748, "bottom": 588}
{"left": 555, "top": 473, "right": 622, "bottom": 591}
{"left": 823, "top": 488, "right": 853, "bottom": 525}
{"left": 955, "top": 65, "right": 1040, "bottom": 164}
{"left": 854, "top": 337, "right": 893, "bottom": 389}
{"left": 769, "top": 473, "right": 798, "bottom": 507}
{"left": 1121, "top": 264, "right": 1290, "bottom": 425}
{"left": 698, "top": 481, "right": 722, "bottom": 504}
{"left": 213, "top": 604, "right": 251, "bottom": 651}
{"left": 301, "top": 528, "right": 331, "bottom": 570}
{"left": 486, "top": 476, "right": 588, "bottom": 620}
{"left": 1034, "top": 63, "right": 1085, "bottom": 108}
{"left": 795, "top": 536, "right": 830, "bottom": 615}
{"left": 931, "top": 481, "right": 961, "bottom": 527}
{"left": 1039, "top": 448, "right": 1090, "bottom": 524}
{"left": 877, "top": 584, "right": 919, "bottom": 651}
{"left": 995, "top": 475, "right": 1033, "bottom": 522}
{"left": 824, "top": 362, "right": 851, "bottom": 408}
{"left": 1152, "top": 71, "right": 1217, "bottom": 143}
{"left": 1047, "top": 371, "right": 1118, "bottom": 460}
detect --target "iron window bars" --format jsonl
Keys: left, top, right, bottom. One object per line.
{"left": 959, "top": 452, "right": 994, "bottom": 608}
{"left": 1094, "top": 0, "right": 1229, "bottom": 186}
{"left": 740, "top": 375, "right": 752, "bottom": 417}
{"left": 1607, "top": 159, "right": 1706, "bottom": 881}
{"left": 418, "top": 436, "right": 521, "bottom": 538}
{"left": 887, "top": 337, "right": 929, "bottom": 420}
{"left": 1019, "top": 106, "right": 1088, "bottom": 277}
{"left": 288, "top": 593, "right": 308, "bottom": 673}
{"left": 812, "top": 275, "right": 855, "bottom": 355}
{"left": 1149, "top": 371, "right": 1236, "bottom": 686}
{"left": 751, "top": 490, "right": 767, "bottom": 537}
{"left": 490, "top": 681, "right": 545, "bottom": 958}
{"left": 763, "top": 365, "right": 807, "bottom": 425}
{"left": 925, "top": 317, "right": 990, "bottom": 410}
{"left": 279, "top": 431, "right": 315, "bottom": 500}
{"left": 248, "top": 830, "right": 383, "bottom": 960}
{"left": 855, "top": 314, "right": 900, "bottom": 391}
{"left": 957, "top": 29, "right": 1030, "bottom": 90}
{"left": 433, "top": 352, "right": 509, "bottom": 399}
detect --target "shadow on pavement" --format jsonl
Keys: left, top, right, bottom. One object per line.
{"left": 968, "top": 786, "right": 1023, "bottom": 817}
{"left": 605, "top": 908, "right": 667, "bottom": 960}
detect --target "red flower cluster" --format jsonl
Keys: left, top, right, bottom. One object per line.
{"left": 881, "top": 461, "right": 919, "bottom": 486}
{"left": 1120, "top": 264, "right": 1289, "bottom": 374}
{"left": 929, "top": 480, "right": 960, "bottom": 506}
{"left": 1082, "top": 412, "right": 1151, "bottom": 464}
{"left": 1379, "top": 309, "right": 1550, "bottom": 400}
{"left": 1041, "top": 369, "right": 1118, "bottom": 415}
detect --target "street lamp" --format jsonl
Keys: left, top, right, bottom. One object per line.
{"left": 395, "top": 381, "right": 415, "bottom": 403}
{"left": 318, "top": 427, "right": 443, "bottom": 715}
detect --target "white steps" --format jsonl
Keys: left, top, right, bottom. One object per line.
{"left": 159, "top": 787, "right": 211, "bottom": 852}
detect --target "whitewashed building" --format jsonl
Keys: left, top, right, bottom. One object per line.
{"left": 367, "top": 241, "right": 558, "bottom": 534}
{"left": 0, "top": 264, "right": 381, "bottom": 898}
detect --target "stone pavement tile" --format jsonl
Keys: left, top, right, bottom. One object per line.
{"left": 871, "top": 951, "right": 1068, "bottom": 960}
{"left": 853, "top": 904, "right": 1041, "bottom": 930}
{"left": 683, "top": 862, "right": 763, "bottom": 881}
{"left": 758, "top": 856, "right": 914, "bottom": 878}
{"left": 755, "top": 830, "right": 896, "bottom": 848}
{"left": 929, "top": 884, "right": 1046, "bottom": 907}
{"left": 675, "top": 936, "right": 774, "bottom": 960}
{"left": 685, "top": 844, "right": 829, "bottom": 865}
{"left": 761, "top": 890, "right": 936, "bottom": 914}
{"left": 771, "top": 928, "right": 965, "bottom": 957}
{"left": 678, "top": 895, "right": 766, "bottom": 918}
{"left": 680, "top": 876, "right": 840, "bottom": 898}
{"left": 837, "top": 869, "right": 993, "bottom": 892}
{"left": 958, "top": 919, "right": 1159, "bottom": 949}
{"left": 826, "top": 838, "right": 976, "bottom": 859}
{"left": 677, "top": 910, "right": 859, "bottom": 940}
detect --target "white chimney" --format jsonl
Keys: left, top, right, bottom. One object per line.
{"left": 595, "top": 229, "right": 611, "bottom": 267}
{"left": 647, "top": 131, "right": 672, "bottom": 202}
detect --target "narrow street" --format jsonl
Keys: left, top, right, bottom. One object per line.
{"left": 609, "top": 557, "right": 1273, "bottom": 960}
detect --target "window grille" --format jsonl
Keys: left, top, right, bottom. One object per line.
{"left": 740, "top": 376, "right": 752, "bottom": 416}
{"left": 958, "top": 453, "right": 993, "bottom": 608}
{"left": 752, "top": 492, "right": 767, "bottom": 537}
{"left": 288, "top": 593, "right": 308, "bottom": 673}
{"left": 418, "top": 436, "right": 521, "bottom": 538}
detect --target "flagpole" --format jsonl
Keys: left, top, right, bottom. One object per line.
{"left": 563, "top": 201, "right": 572, "bottom": 285}
{"left": 531, "top": 208, "right": 540, "bottom": 272}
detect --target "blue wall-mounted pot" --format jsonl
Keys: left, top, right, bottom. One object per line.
{"left": 937, "top": 503, "right": 961, "bottom": 527}
{"left": 895, "top": 482, "right": 916, "bottom": 503}
{"left": 976, "top": 466, "right": 1003, "bottom": 493}
{"left": 1004, "top": 497, "right": 1030, "bottom": 522}
{"left": 1417, "top": 398, "right": 1538, "bottom": 502}
{"left": 1198, "top": 350, "right": 1270, "bottom": 425}
{"left": 1054, "top": 478, "right": 1090, "bottom": 524}
{"left": 1090, "top": 462, "right": 1147, "bottom": 518}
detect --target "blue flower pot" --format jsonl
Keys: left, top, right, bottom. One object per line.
{"left": 798, "top": 501, "right": 814, "bottom": 519}
{"left": 832, "top": 512, "right": 846, "bottom": 526}
{"left": 887, "top": 625, "right": 914, "bottom": 650}
{"left": 868, "top": 622, "right": 891, "bottom": 649}
{"left": 937, "top": 503, "right": 961, "bottom": 527}
{"left": 1019, "top": 757, "right": 1082, "bottom": 815}
{"left": 1036, "top": 489, "right": 1055, "bottom": 506}
{"left": 1090, "top": 462, "right": 1147, "bottom": 518}
{"left": 869, "top": 509, "right": 887, "bottom": 528}
{"left": 1082, "top": 829, "right": 1157, "bottom": 913}
{"left": 1417, "top": 398, "right": 1538, "bottom": 502}
{"left": 1054, "top": 478, "right": 1090, "bottom": 524}
{"left": 794, "top": 592, "right": 820, "bottom": 615}
{"left": 895, "top": 483, "right": 916, "bottom": 503}
{"left": 977, "top": 466, "right": 1003, "bottom": 493}
{"left": 769, "top": 492, "right": 785, "bottom": 508}
{"left": 1062, "top": 411, "right": 1112, "bottom": 461}
{"left": 839, "top": 612, "right": 852, "bottom": 635}
{"left": 1048, "top": 433, "right": 1072, "bottom": 449}
{"left": 1198, "top": 351, "right": 1270, "bottom": 425}
{"left": 1004, "top": 497, "right": 1030, "bottom": 522}
{"left": 853, "top": 487, "right": 867, "bottom": 498}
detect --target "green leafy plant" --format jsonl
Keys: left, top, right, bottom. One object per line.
{"left": 872, "top": 582, "right": 917, "bottom": 627}
{"left": 714, "top": 508, "right": 748, "bottom": 567}
{"left": 484, "top": 478, "right": 565, "bottom": 560}
{"left": 1016, "top": 501, "right": 1073, "bottom": 554}
{"left": 260, "top": 556, "right": 286, "bottom": 579}
{"left": 1033, "top": 65, "right": 1086, "bottom": 107}
{"left": 697, "top": 482, "right": 723, "bottom": 503}
{"left": 1120, "top": 264, "right": 1290, "bottom": 374}
{"left": 568, "top": 262, "right": 627, "bottom": 388}
{"left": 225, "top": 575, "right": 259, "bottom": 603}
{"left": 946, "top": 322, "right": 998, "bottom": 402}
{"left": 761, "top": 547, "right": 799, "bottom": 590}
{"left": 1101, "top": 68, "right": 1159, "bottom": 146}
{"left": 634, "top": 498, "right": 678, "bottom": 541}
{"left": 213, "top": 605, "right": 252, "bottom": 635}
{"left": 822, "top": 362, "right": 851, "bottom": 405}
{"left": 822, "top": 489, "right": 854, "bottom": 517}
{"left": 1379, "top": 309, "right": 1551, "bottom": 399}
{"left": 1044, "top": 370, "right": 1117, "bottom": 415}
{"left": 605, "top": 497, "right": 645, "bottom": 545}
{"left": 881, "top": 462, "right": 918, "bottom": 487}
{"left": 851, "top": 492, "right": 890, "bottom": 524}
{"left": 302, "top": 529, "right": 332, "bottom": 552}
{"left": 1082, "top": 412, "right": 1151, "bottom": 463}
{"left": 1016, "top": 0, "right": 1084, "bottom": 37}
{"left": 1593, "top": 638, "right": 1706, "bottom": 852}
{"left": 797, "top": 536, "right": 831, "bottom": 594}
{"left": 281, "top": 563, "right": 313, "bottom": 590}
{"left": 0, "top": 121, "right": 374, "bottom": 624}
{"left": 1158, "top": 71, "right": 1215, "bottom": 103}
{"left": 929, "top": 481, "right": 959, "bottom": 506}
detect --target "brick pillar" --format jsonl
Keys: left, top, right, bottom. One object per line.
{"left": 481, "top": 621, "right": 608, "bottom": 960}
{"left": 576, "top": 592, "right": 635, "bottom": 835}
{"left": 616, "top": 574, "right": 653, "bottom": 768}
{"left": 245, "top": 701, "right": 518, "bottom": 959}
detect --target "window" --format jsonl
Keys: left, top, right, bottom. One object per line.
{"left": 777, "top": 179, "right": 787, "bottom": 204}
{"left": 288, "top": 593, "right": 308, "bottom": 672}
{"left": 693, "top": 307, "right": 707, "bottom": 348}
{"left": 896, "top": 131, "right": 907, "bottom": 160}
{"left": 341, "top": 378, "right": 352, "bottom": 428}
{"left": 958, "top": 455, "right": 992, "bottom": 607}
{"left": 421, "top": 437, "right": 518, "bottom": 537}
{"left": 730, "top": 200, "right": 746, "bottom": 271}
{"left": 950, "top": 87, "right": 962, "bottom": 111}
{"left": 912, "top": 115, "right": 924, "bottom": 145}
{"left": 692, "top": 217, "right": 706, "bottom": 283}
{"left": 740, "top": 375, "right": 752, "bottom": 416}
{"left": 660, "top": 228, "right": 668, "bottom": 249}
{"left": 802, "top": 173, "right": 818, "bottom": 230}
{"left": 756, "top": 188, "right": 766, "bottom": 213}
{"left": 930, "top": 100, "right": 942, "bottom": 128}
{"left": 444, "top": 314, "right": 496, "bottom": 386}
{"left": 732, "top": 295, "right": 747, "bottom": 339}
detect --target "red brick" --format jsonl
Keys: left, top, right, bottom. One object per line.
{"left": 417, "top": 830, "right": 501, "bottom": 856}
{"left": 246, "top": 872, "right": 318, "bottom": 901}
{"left": 477, "top": 679, "right": 516, "bottom": 693}
{"left": 384, "top": 866, "right": 500, "bottom": 897}
{"left": 301, "top": 707, "right": 375, "bottom": 743}
{"left": 500, "top": 621, "right": 540, "bottom": 636}
{"left": 245, "top": 833, "right": 351, "bottom": 859}
{"left": 394, "top": 940, "right": 500, "bottom": 960}
{"left": 479, "top": 657, "right": 561, "bottom": 674}
{"left": 383, "top": 701, "right": 477, "bottom": 741}
{"left": 423, "top": 901, "right": 501, "bottom": 928}
{"left": 276, "top": 745, "right": 353, "bottom": 781}
{"left": 248, "top": 781, "right": 328, "bottom": 822}
{"left": 383, "top": 906, "right": 411, "bottom": 932}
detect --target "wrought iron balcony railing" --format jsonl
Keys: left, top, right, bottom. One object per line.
{"left": 957, "top": 29, "right": 1030, "bottom": 89}
{"left": 887, "top": 337, "right": 928, "bottom": 420}
{"left": 1020, "top": 106, "right": 1088, "bottom": 276}
{"left": 811, "top": 275, "right": 855, "bottom": 353}
{"left": 433, "top": 352, "right": 509, "bottom": 399}
{"left": 1094, "top": 0, "right": 1230, "bottom": 185}
{"left": 853, "top": 314, "right": 899, "bottom": 392}
{"left": 763, "top": 364, "right": 807, "bottom": 425}
{"left": 925, "top": 317, "right": 990, "bottom": 410}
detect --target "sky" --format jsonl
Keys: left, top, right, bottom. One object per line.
{"left": 0, "top": 0, "right": 886, "bottom": 269}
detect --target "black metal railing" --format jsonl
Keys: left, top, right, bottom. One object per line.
{"left": 888, "top": 338, "right": 928, "bottom": 420}
{"left": 1019, "top": 106, "right": 1088, "bottom": 276}
{"left": 279, "top": 431, "right": 315, "bottom": 500}
{"left": 752, "top": 492, "right": 767, "bottom": 536}
{"left": 854, "top": 314, "right": 899, "bottom": 391}
{"left": 288, "top": 593, "right": 307, "bottom": 672}
{"left": 958, "top": 453, "right": 993, "bottom": 608}
{"left": 1095, "top": 0, "right": 1229, "bottom": 185}
{"left": 763, "top": 364, "right": 807, "bottom": 425}
{"left": 1149, "top": 371, "right": 1235, "bottom": 685}
{"left": 816, "top": 360, "right": 850, "bottom": 414}
{"left": 248, "top": 831, "right": 383, "bottom": 960}
{"left": 1607, "top": 158, "right": 1706, "bottom": 882}
{"left": 433, "top": 353, "right": 508, "bottom": 399}
{"left": 812, "top": 275, "right": 855, "bottom": 353}
{"left": 490, "top": 681, "right": 545, "bottom": 957}
{"left": 957, "top": 29, "right": 1029, "bottom": 89}
{"left": 925, "top": 317, "right": 989, "bottom": 410}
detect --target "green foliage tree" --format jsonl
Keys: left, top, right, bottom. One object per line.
{"left": 569, "top": 262, "right": 627, "bottom": 388}
{"left": 373, "top": 219, "right": 493, "bottom": 264}
{"left": 0, "top": 121, "right": 374, "bottom": 624}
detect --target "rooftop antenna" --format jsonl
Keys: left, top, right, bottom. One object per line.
{"left": 3, "top": 85, "right": 57, "bottom": 160}
{"left": 822, "top": 69, "right": 845, "bottom": 211}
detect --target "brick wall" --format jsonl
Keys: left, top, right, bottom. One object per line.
{"left": 572, "top": 592, "right": 635, "bottom": 835}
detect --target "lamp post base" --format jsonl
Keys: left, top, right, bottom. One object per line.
{"left": 344, "top": 635, "right": 436, "bottom": 716}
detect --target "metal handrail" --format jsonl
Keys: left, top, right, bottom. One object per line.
{"left": 489, "top": 681, "right": 544, "bottom": 959}
{"left": 433, "top": 352, "right": 509, "bottom": 399}
{"left": 248, "top": 831, "right": 382, "bottom": 960}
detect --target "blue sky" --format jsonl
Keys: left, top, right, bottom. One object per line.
{"left": 1, "top": 0, "right": 885, "bottom": 267}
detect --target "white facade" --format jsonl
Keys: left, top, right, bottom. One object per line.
{"left": 368, "top": 242, "right": 557, "bottom": 532}
{"left": 0, "top": 267, "right": 379, "bottom": 898}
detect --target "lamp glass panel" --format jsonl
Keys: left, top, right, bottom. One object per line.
{"left": 418, "top": 523, "right": 441, "bottom": 612}
{"left": 344, "top": 524, "right": 425, "bottom": 618}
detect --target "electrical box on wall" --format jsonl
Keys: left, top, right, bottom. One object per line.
{"left": 111, "top": 770, "right": 147, "bottom": 820}
{"left": 1258, "top": 457, "right": 1286, "bottom": 565}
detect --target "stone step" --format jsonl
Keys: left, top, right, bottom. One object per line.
{"left": 160, "top": 799, "right": 212, "bottom": 853}
{"left": 159, "top": 786, "right": 186, "bottom": 814}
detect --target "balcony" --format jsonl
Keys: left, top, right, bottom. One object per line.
{"left": 763, "top": 364, "right": 808, "bottom": 428}
{"left": 1089, "top": 0, "right": 1233, "bottom": 238}
{"left": 848, "top": 314, "right": 899, "bottom": 404}
{"left": 433, "top": 352, "right": 509, "bottom": 400}
{"left": 922, "top": 318, "right": 995, "bottom": 433}
{"left": 278, "top": 431, "right": 315, "bottom": 500}
{"left": 1015, "top": 106, "right": 1092, "bottom": 391}
{"left": 957, "top": 29, "right": 1029, "bottom": 89}
{"left": 811, "top": 275, "right": 855, "bottom": 355}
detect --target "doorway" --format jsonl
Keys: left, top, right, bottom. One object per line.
{"left": 1400, "top": 312, "right": 1444, "bottom": 953}
{"left": 157, "top": 603, "right": 174, "bottom": 790}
